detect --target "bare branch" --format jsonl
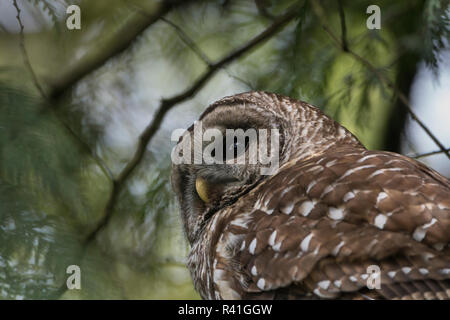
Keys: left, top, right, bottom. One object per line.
{"left": 309, "top": 0, "right": 450, "bottom": 160}
{"left": 12, "top": 0, "right": 47, "bottom": 98}
{"left": 411, "top": 148, "right": 450, "bottom": 159}
{"left": 49, "top": 0, "right": 191, "bottom": 100}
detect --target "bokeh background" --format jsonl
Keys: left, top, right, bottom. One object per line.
{"left": 0, "top": 0, "right": 449, "bottom": 299}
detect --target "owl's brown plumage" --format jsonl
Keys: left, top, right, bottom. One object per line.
{"left": 171, "top": 91, "right": 450, "bottom": 300}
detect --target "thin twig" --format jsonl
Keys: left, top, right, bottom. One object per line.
{"left": 411, "top": 148, "right": 450, "bottom": 159}
{"left": 160, "top": 17, "right": 213, "bottom": 66}
{"left": 132, "top": 4, "right": 253, "bottom": 89}
{"left": 12, "top": 0, "right": 47, "bottom": 98}
{"left": 309, "top": 0, "right": 450, "bottom": 160}
{"left": 160, "top": 17, "right": 254, "bottom": 89}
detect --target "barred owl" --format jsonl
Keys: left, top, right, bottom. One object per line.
{"left": 171, "top": 91, "right": 450, "bottom": 300}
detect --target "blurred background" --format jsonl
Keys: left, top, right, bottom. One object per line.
{"left": 0, "top": 0, "right": 448, "bottom": 299}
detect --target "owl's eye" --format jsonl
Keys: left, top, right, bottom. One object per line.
{"left": 224, "top": 136, "right": 250, "bottom": 161}
{"left": 210, "top": 135, "right": 250, "bottom": 161}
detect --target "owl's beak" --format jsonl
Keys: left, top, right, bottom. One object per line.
{"left": 195, "top": 176, "right": 210, "bottom": 203}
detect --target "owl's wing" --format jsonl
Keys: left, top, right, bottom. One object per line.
{"left": 212, "top": 147, "right": 450, "bottom": 299}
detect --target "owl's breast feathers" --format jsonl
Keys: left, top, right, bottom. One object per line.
{"left": 190, "top": 146, "right": 450, "bottom": 300}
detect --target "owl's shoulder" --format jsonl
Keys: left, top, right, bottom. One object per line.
{"left": 209, "top": 147, "right": 450, "bottom": 299}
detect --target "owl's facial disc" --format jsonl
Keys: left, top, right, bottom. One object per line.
{"left": 172, "top": 99, "right": 286, "bottom": 244}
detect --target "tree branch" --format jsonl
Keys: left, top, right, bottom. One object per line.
{"left": 49, "top": 0, "right": 191, "bottom": 100}
{"left": 127, "top": 1, "right": 254, "bottom": 89}
{"left": 160, "top": 17, "right": 255, "bottom": 89}
{"left": 309, "top": 0, "right": 450, "bottom": 160}
{"left": 411, "top": 148, "right": 450, "bottom": 159}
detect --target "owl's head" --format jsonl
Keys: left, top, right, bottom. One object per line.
{"left": 171, "top": 91, "right": 362, "bottom": 244}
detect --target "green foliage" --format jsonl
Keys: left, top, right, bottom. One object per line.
{"left": 0, "top": 84, "right": 87, "bottom": 299}
{"left": 0, "top": 85, "right": 89, "bottom": 218}
{"left": 423, "top": 0, "right": 450, "bottom": 70}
